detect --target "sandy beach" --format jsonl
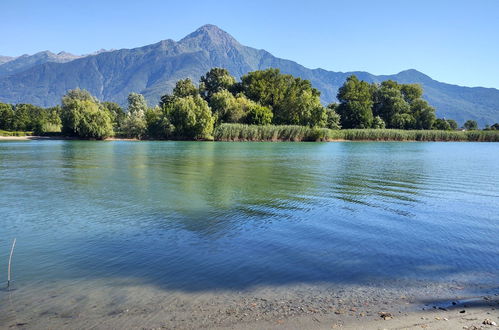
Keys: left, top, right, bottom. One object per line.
{"left": 2, "top": 278, "right": 497, "bottom": 330}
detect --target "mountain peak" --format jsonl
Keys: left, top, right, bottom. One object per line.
{"left": 396, "top": 69, "right": 432, "bottom": 81}
{"left": 179, "top": 24, "right": 240, "bottom": 49}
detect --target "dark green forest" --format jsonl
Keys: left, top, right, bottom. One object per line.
{"left": 1, "top": 68, "right": 497, "bottom": 140}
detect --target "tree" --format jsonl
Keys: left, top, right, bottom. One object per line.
{"left": 168, "top": 95, "right": 214, "bottom": 139}
{"left": 241, "top": 69, "right": 326, "bottom": 126}
{"left": 101, "top": 102, "right": 125, "bottom": 131}
{"left": 209, "top": 90, "right": 246, "bottom": 123}
{"left": 199, "top": 68, "right": 236, "bottom": 100}
{"left": 400, "top": 84, "right": 423, "bottom": 103}
{"left": 372, "top": 116, "right": 386, "bottom": 129}
{"left": 409, "top": 98, "right": 435, "bottom": 130}
{"left": 173, "top": 78, "right": 198, "bottom": 98}
{"left": 446, "top": 119, "right": 458, "bottom": 130}
{"left": 122, "top": 93, "right": 148, "bottom": 138}
{"left": 0, "top": 103, "right": 14, "bottom": 130}
{"left": 464, "top": 120, "right": 478, "bottom": 130}
{"left": 60, "top": 90, "right": 113, "bottom": 139}
{"left": 145, "top": 106, "right": 173, "bottom": 139}
{"left": 372, "top": 80, "right": 411, "bottom": 128}
{"left": 336, "top": 75, "right": 374, "bottom": 128}
{"left": 12, "top": 104, "right": 35, "bottom": 131}
{"left": 433, "top": 118, "right": 451, "bottom": 130}
{"left": 244, "top": 103, "right": 273, "bottom": 125}
{"left": 391, "top": 113, "right": 416, "bottom": 129}
{"left": 325, "top": 104, "right": 341, "bottom": 129}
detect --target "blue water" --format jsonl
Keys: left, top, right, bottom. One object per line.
{"left": 1, "top": 141, "right": 498, "bottom": 292}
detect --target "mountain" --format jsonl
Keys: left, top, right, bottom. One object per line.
{"left": 0, "top": 24, "right": 498, "bottom": 125}
{"left": 0, "top": 51, "right": 82, "bottom": 78}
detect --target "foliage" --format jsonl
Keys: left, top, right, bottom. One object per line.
{"left": 61, "top": 89, "right": 114, "bottom": 139}
{"left": 433, "top": 118, "right": 452, "bottom": 130}
{"left": 336, "top": 75, "right": 373, "bottom": 128}
{"left": 325, "top": 104, "right": 341, "bottom": 129}
{"left": 215, "top": 124, "right": 499, "bottom": 142}
{"left": 241, "top": 68, "right": 326, "bottom": 126}
{"left": 464, "top": 119, "right": 478, "bottom": 130}
{"left": 243, "top": 103, "right": 273, "bottom": 125}
{"left": 173, "top": 78, "right": 199, "bottom": 98}
{"left": 199, "top": 68, "right": 236, "bottom": 100}
{"left": 168, "top": 95, "right": 214, "bottom": 139}
{"left": 102, "top": 102, "right": 125, "bottom": 131}
{"left": 121, "top": 93, "right": 148, "bottom": 138}
{"left": 372, "top": 116, "right": 386, "bottom": 129}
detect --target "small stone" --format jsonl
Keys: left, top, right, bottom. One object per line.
{"left": 483, "top": 319, "right": 497, "bottom": 326}
{"left": 379, "top": 312, "right": 393, "bottom": 320}
{"left": 459, "top": 310, "right": 466, "bottom": 313}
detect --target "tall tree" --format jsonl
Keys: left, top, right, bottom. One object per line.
{"left": 464, "top": 120, "right": 478, "bottom": 130}
{"left": 0, "top": 103, "right": 14, "bottom": 130}
{"left": 199, "top": 68, "right": 236, "bottom": 100}
{"left": 168, "top": 95, "right": 214, "bottom": 139}
{"left": 122, "top": 93, "right": 148, "bottom": 138}
{"left": 336, "top": 75, "right": 374, "bottom": 128}
{"left": 60, "top": 89, "right": 113, "bottom": 139}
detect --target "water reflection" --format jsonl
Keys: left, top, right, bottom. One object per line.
{"left": 0, "top": 141, "right": 498, "bottom": 293}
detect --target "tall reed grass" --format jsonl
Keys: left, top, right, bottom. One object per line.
{"left": 213, "top": 124, "right": 499, "bottom": 142}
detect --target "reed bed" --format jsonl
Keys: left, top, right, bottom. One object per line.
{"left": 0, "top": 130, "right": 33, "bottom": 137}
{"left": 214, "top": 124, "right": 499, "bottom": 142}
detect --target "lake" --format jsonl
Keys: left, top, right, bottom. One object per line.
{"left": 1, "top": 141, "right": 498, "bottom": 328}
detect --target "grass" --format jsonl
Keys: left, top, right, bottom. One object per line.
{"left": 0, "top": 130, "right": 33, "bottom": 137}
{"left": 214, "top": 124, "right": 499, "bottom": 142}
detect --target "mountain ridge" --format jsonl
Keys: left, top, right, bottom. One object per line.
{"left": 1, "top": 24, "right": 498, "bottom": 125}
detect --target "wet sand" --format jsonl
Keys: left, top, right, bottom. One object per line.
{"left": 1, "top": 278, "right": 497, "bottom": 329}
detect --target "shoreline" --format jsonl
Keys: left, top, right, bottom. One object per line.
{"left": 1, "top": 279, "right": 497, "bottom": 329}
{"left": 0, "top": 135, "right": 497, "bottom": 143}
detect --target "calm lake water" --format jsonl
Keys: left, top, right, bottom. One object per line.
{"left": 1, "top": 141, "right": 498, "bottom": 325}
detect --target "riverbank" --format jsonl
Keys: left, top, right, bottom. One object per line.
{"left": 1, "top": 279, "right": 497, "bottom": 329}
{"left": 2, "top": 125, "right": 499, "bottom": 142}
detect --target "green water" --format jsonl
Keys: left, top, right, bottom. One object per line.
{"left": 0, "top": 141, "right": 498, "bottom": 325}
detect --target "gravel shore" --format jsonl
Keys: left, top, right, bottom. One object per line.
{"left": 1, "top": 278, "right": 497, "bottom": 329}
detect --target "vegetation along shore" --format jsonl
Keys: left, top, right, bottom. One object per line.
{"left": 1, "top": 68, "right": 498, "bottom": 141}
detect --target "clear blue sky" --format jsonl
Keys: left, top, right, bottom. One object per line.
{"left": 1, "top": 0, "right": 498, "bottom": 88}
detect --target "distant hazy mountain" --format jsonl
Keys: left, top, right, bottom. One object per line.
{"left": 1, "top": 24, "right": 498, "bottom": 125}
{"left": 0, "top": 51, "right": 82, "bottom": 78}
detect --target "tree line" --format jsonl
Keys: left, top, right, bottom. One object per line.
{"left": 0, "top": 68, "right": 497, "bottom": 139}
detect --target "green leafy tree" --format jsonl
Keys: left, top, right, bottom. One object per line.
{"left": 0, "top": 103, "right": 14, "bottom": 130}
{"left": 400, "top": 84, "right": 423, "bottom": 103}
{"left": 391, "top": 113, "right": 416, "bottom": 129}
{"left": 464, "top": 120, "right": 478, "bottom": 130}
{"left": 173, "top": 78, "right": 198, "bottom": 98}
{"left": 61, "top": 90, "right": 113, "bottom": 139}
{"left": 122, "top": 93, "right": 148, "bottom": 138}
{"left": 241, "top": 69, "right": 326, "bottom": 126}
{"left": 244, "top": 103, "right": 273, "bottom": 125}
{"left": 446, "top": 119, "right": 458, "bottom": 130}
{"left": 411, "top": 99, "right": 436, "bottom": 129}
{"left": 199, "top": 68, "right": 236, "bottom": 100}
{"left": 336, "top": 75, "right": 374, "bottom": 128}
{"left": 12, "top": 104, "right": 35, "bottom": 131}
{"left": 325, "top": 104, "right": 341, "bottom": 129}
{"left": 101, "top": 102, "right": 125, "bottom": 131}
{"left": 433, "top": 118, "right": 452, "bottom": 130}
{"left": 372, "top": 115, "right": 386, "bottom": 129}
{"left": 168, "top": 95, "right": 214, "bottom": 139}
{"left": 145, "top": 106, "right": 173, "bottom": 139}
{"left": 209, "top": 90, "right": 246, "bottom": 123}
{"left": 372, "top": 80, "right": 411, "bottom": 128}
